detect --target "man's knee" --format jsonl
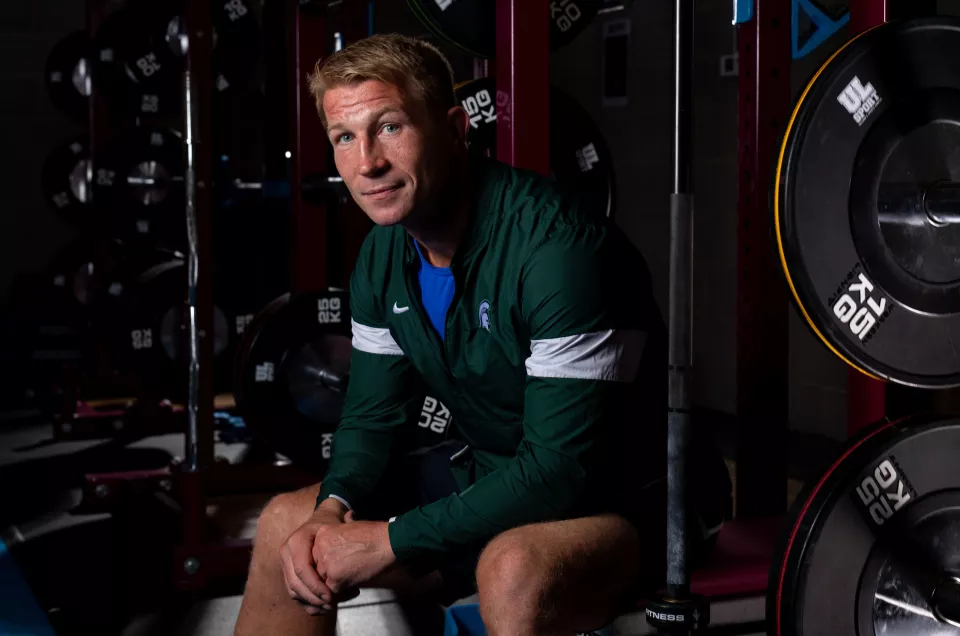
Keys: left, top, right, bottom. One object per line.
{"left": 476, "top": 527, "right": 552, "bottom": 613}
{"left": 254, "top": 483, "right": 323, "bottom": 550}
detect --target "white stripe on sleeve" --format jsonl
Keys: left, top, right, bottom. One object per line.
{"left": 351, "top": 319, "right": 405, "bottom": 356}
{"left": 525, "top": 329, "right": 646, "bottom": 382}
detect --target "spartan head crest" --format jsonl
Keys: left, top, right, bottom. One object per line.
{"left": 478, "top": 300, "right": 491, "bottom": 332}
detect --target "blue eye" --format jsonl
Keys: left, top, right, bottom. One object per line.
{"left": 337, "top": 133, "right": 353, "bottom": 144}
{"left": 382, "top": 123, "right": 400, "bottom": 134}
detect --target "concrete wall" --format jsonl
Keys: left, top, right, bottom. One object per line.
{"left": 550, "top": 3, "right": 857, "bottom": 440}
{"left": 550, "top": 2, "right": 742, "bottom": 419}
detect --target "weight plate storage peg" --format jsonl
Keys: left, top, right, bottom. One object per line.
{"left": 44, "top": 30, "right": 93, "bottom": 122}
{"left": 455, "top": 77, "right": 617, "bottom": 220}
{"left": 42, "top": 136, "right": 93, "bottom": 227}
{"left": 408, "top": 0, "right": 599, "bottom": 59}
{"left": 768, "top": 414, "right": 960, "bottom": 636}
{"left": 774, "top": 17, "right": 960, "bottom": 388}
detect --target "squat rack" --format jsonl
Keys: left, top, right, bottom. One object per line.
{"left": 79, "top": 0, "right": 372, "bottom": 597}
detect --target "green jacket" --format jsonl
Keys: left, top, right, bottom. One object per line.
{"left": 318, "top": 157, "right": 671, "bottom": 573}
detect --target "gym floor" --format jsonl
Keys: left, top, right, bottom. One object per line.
{"left": 0, "top": 411, "right": 830, "bottom": 635}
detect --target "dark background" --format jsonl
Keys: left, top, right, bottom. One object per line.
{"left": 5, "top": 1, "right": 959, "bottom": 438}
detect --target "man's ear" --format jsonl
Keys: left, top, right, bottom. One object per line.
{"left": 447, "top": 105, "right": 471, "bottom": 148}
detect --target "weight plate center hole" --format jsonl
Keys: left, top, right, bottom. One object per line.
{"left": 878, "top": 119, "right": 960, "bottom": 285}
{"left": 871, "top": 503, "right": 960, "bottom": 635}
{"left": 72, "top": 57, "right": 92, "bottom": 97}
{"left": 70, "top": 158, "right": 92, "bottom": 204}
{"left": 285, "top": 335, "right": 351, "bottom": 422}
{"left": 128, "top": 161, "right": 171, "bottom": 206}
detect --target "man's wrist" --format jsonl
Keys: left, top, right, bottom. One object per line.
{"left": 379, "top": 521, "right": 396, "bottom": 561}
{"left": 315, "top": 496, "right": 349, "bottom": 520}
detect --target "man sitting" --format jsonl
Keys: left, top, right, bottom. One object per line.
{"left": 234, "top": 33, "right": 732, "bottom": 636}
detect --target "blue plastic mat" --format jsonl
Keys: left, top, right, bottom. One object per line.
{"left": 442, "top": 603, "right": 615, "bottom": 636}
{"left": 0, "top": 538, "right": 56, "bottom": 636}
{"left": 443, "top": 603, "right": 487, "bottom": 636}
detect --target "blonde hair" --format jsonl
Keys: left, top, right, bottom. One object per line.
{"left": 308, "top": 33, "right": 457, "bottom": 129}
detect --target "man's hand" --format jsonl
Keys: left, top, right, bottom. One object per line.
{"left": 312, "top": 519, "right": 396, "bottom": 594}
{"left": 280, "top": 500, "right": 350, "bottom": 616}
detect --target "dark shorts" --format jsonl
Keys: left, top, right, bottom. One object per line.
{"left": 361, "top": 439, "right": 481, "bottom": 603}
{"left": 358, "top": 440, "right": 730, "bottom": 606}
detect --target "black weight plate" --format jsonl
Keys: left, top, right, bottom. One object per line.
{"left": 411, "top": 0, "right": 600, "bottom": 58}
{"left": 44, "top": 30, "right": 92, "bottom": 122}
{"left": 92, "top": 6, "right": 180, "bottom": 117}
{"left": 405, "top": 0, "right": 457, "bottom": 47}
{"left": 92, "top": 126, "right": 185, "bottom": 247}
{"left": 550, "top": 86, "right": 617, "bottom": 219}
{"left": 91, "top": 243, "right": 183, "bottom": 368}
{"left": 455, "top": 77, "right": 616, "bottom": 219}
{"left": 775, "top": 17, "right": 960, "bottom": 388}
{"left": 93, "top": 0, "right": 258, "bottom": 116}
{"left": 42, "top": 136, "right": 93, "bottom": 226}
{"left": 127, "top": 0, "right": 259, "bottom": 96}
{"left": 234, "top": 291, "right": 453, "bottom": 470}
{"left": 234, "top": 290, "right": 352, "bottom": 471}
{"left": 768, "top": 413, "right": 960, "bottom": 636}
{"left": 16, "top": 241, "right": 100, "bottom": 358}
{"left": 855, "top": 491, "right": 960, "bottom": 635}
{"left": 211, "top": 0, "right": 260, "bottom": 95}
{"left": 110, "top": 258, "right": 233, "bottom": 399}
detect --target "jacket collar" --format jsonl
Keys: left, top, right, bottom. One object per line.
{"left": 402, "top": 155, "right": 502, "bottom": 271}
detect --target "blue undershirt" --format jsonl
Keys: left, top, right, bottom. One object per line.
{"left": 414, "top": 240, "right": 456, "bottom": 341}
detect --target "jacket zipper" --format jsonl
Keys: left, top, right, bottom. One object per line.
{"left": 405, "top": 263, "right": 457, "bottom": 385}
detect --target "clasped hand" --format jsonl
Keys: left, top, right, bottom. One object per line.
{"left": 281, "top": 508, "right": 395, "bottom": 616}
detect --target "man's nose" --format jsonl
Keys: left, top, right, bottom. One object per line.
{"left": 358, "top": 138, "right": 388, "bottom": 176}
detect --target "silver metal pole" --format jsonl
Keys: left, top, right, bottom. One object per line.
{"left": 183, "top": 69, "right": 200, "bottom": 472}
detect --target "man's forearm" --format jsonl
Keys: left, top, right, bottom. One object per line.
{"left": 316, "top": 421, "right": 403, "bottom": 512}
{"left": 387, "top": 443, "right": 587, "bottom": 571}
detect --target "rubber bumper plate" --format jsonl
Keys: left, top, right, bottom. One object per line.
{"left": 42, "top": 135, "right": 93, "bottom": 227}
{"left": 234, "top": 290, "right": 454, "bottom": 471}
{"left": 92, "top": 126, "right": 185, "bottom": 247}
{"left": 44, "top": 30, "right": 92, "bottom": 122}
{"left": 110, "top": 258, "right": 247, "bottom": 399}
{"left": 234, "top": 290, "right": 352, "bottom": 471}
{"left": 455, "top": 77, "right": 617, "bottom": 220}
{"left": 92, "top": 0, "right": 258, "bottom": 116}
{"left": 406, "top": 0, "right": 599, "bottom": 58}
{"left": 774, "top": 17, "right": 960, "bottom": 388}
{"left": 769, "top": 414, "right": 960, "bottom": 635}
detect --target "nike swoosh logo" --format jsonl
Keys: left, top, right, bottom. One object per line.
{"left": 393, "top": 303, "right": 410, "bottom": 314}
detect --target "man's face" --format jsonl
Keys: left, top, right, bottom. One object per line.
{"left": 323, "top": 79, "right": 465, "bottom": 227}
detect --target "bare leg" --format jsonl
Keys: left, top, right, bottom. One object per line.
{"left": 476, "top": 514, "right": 645, "bottom": 636}
{"left": 234, "top": 483, "right": 444, "bottom": 636}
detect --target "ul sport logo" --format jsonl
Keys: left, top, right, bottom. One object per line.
{"left": 837, "top": 76, "right": 882, "bottom": 126}
{"left": 478, "top": 300, "right": 491, "bottom": 332}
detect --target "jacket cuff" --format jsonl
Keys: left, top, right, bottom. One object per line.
{"left": 387, "top": 512, "right": 442, "bottom": 577}
{"left": 316, "top": 480, "right": 360, "bottom": 512}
